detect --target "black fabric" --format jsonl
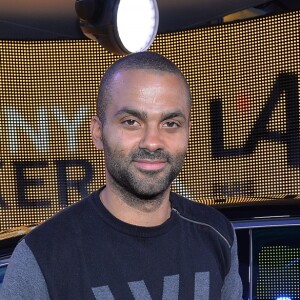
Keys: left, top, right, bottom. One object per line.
{"left": 25, "top": 189, "right": 235, "bottom": 299}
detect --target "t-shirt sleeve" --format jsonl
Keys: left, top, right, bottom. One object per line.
{"left": 221, "top": 229, "right": 243, "bottom": 300}
{"left": 0, "top": 239, "right": 50, "bottom": 300}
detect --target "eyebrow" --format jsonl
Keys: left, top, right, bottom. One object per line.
{"left": 114, "top": 107, "right": 147, "bottom": 120}
{"left": 161, "top": 111, "right": 187, "bottom": 122}
{"left": 114, "top": 107, "right": 187, "bottom": 122}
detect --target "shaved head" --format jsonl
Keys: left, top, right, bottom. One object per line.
{"left": 97, "top": 52, "right": 191, "bottom": 124}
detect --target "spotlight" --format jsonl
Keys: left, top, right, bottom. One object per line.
{"left": 75, "top": 0, "right": 159, "bottom": 55}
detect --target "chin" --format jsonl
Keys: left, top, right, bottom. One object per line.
{"left": 131, "top": 185, "right": 169, "bottom": 200}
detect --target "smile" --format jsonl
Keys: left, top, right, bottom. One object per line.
{"left": 133, "top": 160, "right": 167, "bottom": 171}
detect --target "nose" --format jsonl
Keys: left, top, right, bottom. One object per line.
{"left": 139, "top": 125, "right": 164, "bottom": 152}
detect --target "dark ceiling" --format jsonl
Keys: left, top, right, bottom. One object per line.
{"left": 0, "top": 0, "right": 299, "bottom": 39}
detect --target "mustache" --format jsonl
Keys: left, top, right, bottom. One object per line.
{"left": 131, "top": 149, "right": 170, "bottom": 161}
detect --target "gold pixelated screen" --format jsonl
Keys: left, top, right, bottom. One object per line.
{"left": 254, "top": 227, "right": 300, "bottom": 299}
{"left": 0, "top": 11, "right": 299, "bottom": 230}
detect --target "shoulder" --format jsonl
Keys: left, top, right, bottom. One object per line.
{"left": 170, "top": 192, "right": 234, "bottom": 247}
{"left": 0, "top": 239, "right": 50, "bottom": 299}
{"left": 24, "top": 190, "right": 100, "bottom": 247}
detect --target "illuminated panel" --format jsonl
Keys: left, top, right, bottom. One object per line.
{"left": 0, "top": 41, "right": 112, "bottom": 230}
{"left": 151, "top": 11, "right": 300, "bottom": 204}
{"left": 0, "top": 11, "right": 300, "bottom": 230}
{"left": 253, "top": 227, "right": 300, "bottom": 300}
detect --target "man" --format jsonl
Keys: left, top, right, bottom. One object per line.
{"left": 1, "top": 52, "right": 242, "bottom": 299}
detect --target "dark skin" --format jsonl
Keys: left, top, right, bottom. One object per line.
{"left": 91, "top": 69, "right": 191, "bottom": 226}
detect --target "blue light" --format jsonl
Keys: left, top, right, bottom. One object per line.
{"left": 276, "top": 297, "right": 292, "bottom": 300}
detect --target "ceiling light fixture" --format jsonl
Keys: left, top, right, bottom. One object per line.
{"left": 75, "top": 0, "right": 159, "bottom": 55}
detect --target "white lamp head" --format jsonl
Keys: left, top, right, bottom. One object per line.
{"left": 75, "top": 0, "right": 159, "bottom": 55}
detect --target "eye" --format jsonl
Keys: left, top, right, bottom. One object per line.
{"left": 163, "top": 121, "right": 180, "bottom": 128}
{"left": 122, "top": 119, "right": 140, "bottom": 127}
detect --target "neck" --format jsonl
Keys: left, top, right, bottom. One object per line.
{"left": 99, "top": 185, "right": 172, "bottom": 227}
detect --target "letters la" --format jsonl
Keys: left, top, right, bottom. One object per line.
{"left": 210, "top": 73, "right": 300, "bottom": 167}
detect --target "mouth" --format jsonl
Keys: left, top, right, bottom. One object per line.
{"left": 133, "top": 160, "right": 167, "bottom": 171}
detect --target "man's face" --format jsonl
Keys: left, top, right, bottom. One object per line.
{"left": 92, "top": 69, "right": 190, "bottom": 199}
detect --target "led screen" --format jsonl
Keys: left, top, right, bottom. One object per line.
{"left": 0, "top": 11, "right": 299, "bottom": 230}
{"left": 253, "top": 227, "right": 300, "bottom": 300}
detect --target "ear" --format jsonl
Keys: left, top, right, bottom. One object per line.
{"left": 91, "top": 116, "right": 104, "bottom": 150}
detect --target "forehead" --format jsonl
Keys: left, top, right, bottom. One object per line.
{"left": 107, "top": 69, "right": 190, "bottom": 112}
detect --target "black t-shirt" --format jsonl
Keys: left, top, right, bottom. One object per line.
{"left": 1, "top": 189, "right": 243, "bottom": 299}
